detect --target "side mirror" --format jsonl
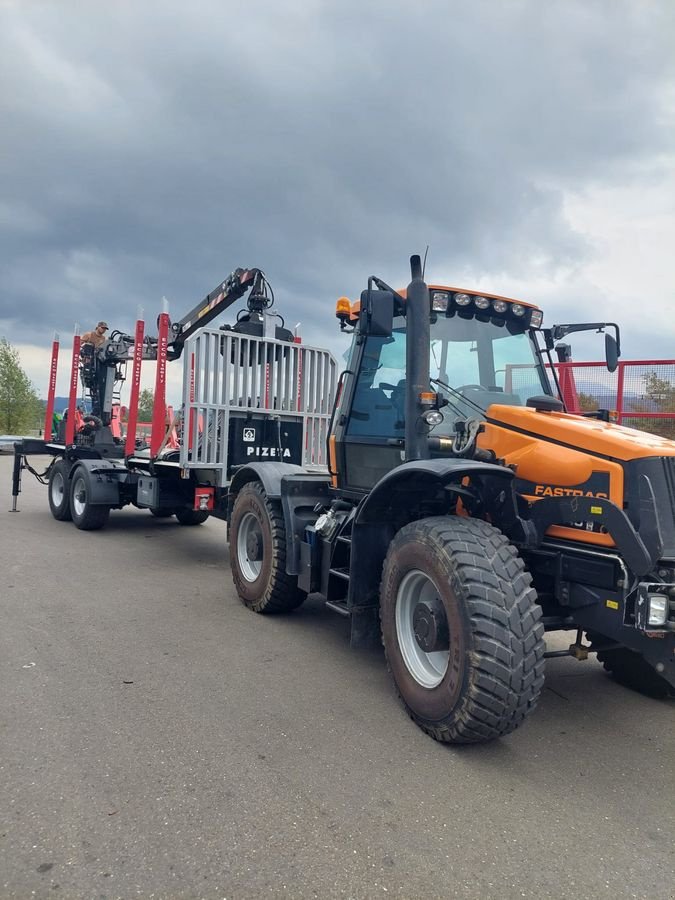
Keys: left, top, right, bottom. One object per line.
{"left": 605, "top": 332, "right": 619, "bottom": 373}
{"left": 360, "top": 289, "right": 394, "bottom": 337}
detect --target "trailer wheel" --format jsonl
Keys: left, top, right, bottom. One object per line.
{"left": 229, "top": 481, "right": 305, "bottom": 613}
{"left": 175, "top": 508, "right": 209, "bottom": 526}
{"left": 588, "top": 633, "right": 674, "bottom": 699}
{"left": 69, "top": 467, "right": 110, "bottom": 531}
{"left": 380, "top": 516, "right": 545, "bottom": 744}
{"left": 48, "top": 460, "right": 72, "bottom": 521}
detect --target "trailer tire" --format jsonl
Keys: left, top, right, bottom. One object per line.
{"left": 380, "top": 516, "right": 545, "bottom": 744}
{"left": 69, "top": 467, "right": 110, "bottom": 531}
{"left": 230, "top": 481, "right": 305, "bottom": 613}
{"left": 588, "top": 633, "right": 674, "bottom": 699}
{"left": 150, "top": 508, "right": 175, "bottom": 518}
{"left": 48, "top": 460, "right": 72, "bottom": 521}
{"left": 175, "top": 508, "right": 209, "bottom": 526}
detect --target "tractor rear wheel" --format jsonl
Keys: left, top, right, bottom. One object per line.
{"left": 69, "top": 467, "right": 110, "bottom": 531}
{"left": 380, "top": 516, "right": 545, "bottom": 744}
{"left": 48, "top": 460, "right": 72, "bottom": 521}
{"left": 229, "top": 481, "right": 305, "bottom": 613}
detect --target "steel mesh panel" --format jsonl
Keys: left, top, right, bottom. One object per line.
{"left": 505, "top": 359, "right": 675, "bottom": 438}
{"left": 179, "top": 329, "right": 337, "bottom": 483}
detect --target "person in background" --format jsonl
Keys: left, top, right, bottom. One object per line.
{"left": 81, "top": 321, "right": 109, "bottom": 348}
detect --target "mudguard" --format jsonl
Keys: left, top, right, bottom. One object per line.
{"left": 349, "top": 458, "right": 515, "bottom": 614}
{"left": 228, "top": 463, "right": 331, "bottom": 575}
{"left": 228, "top": 462, "right": 306, "bottom": 506}
{"left": 354, "top": 457, "right": 514, "bottom": 525}
{"left": 69, "top": 459, "right": 126, "bottom": 505}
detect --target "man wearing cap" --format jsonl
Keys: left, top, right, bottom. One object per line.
{"left": 81, "top": 321, "right": 109, "bottom": 348}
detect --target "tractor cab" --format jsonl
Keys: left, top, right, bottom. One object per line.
{"left": 332, "top": 271, "right": 621, "bottom": 495}
{"left": 332, "top": 284, "right": 551, "bottom": 492}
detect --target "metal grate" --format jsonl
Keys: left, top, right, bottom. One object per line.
{"left": 179, "top": 329, "right": 337, "bottom": 484}
{"left": 508, "top": 359, "right": 675, "bottom": 438}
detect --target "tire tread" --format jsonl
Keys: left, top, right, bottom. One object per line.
{"left": 231, "top": 482, "right": 304, "bottom": 614}
{"left": 381, "top": 516, "right": 545, "bottom": 743}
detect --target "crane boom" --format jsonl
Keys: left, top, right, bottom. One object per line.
{"left": 166, "top": 267, "right": 263, "bottom": 361}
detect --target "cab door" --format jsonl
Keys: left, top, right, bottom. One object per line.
{"left": 333, "top": 323, "right": 407, "bottom": 493}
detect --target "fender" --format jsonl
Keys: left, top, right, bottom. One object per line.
{"left": 69, "top": 458, "right": 126, "bottom": 505}
{"left": 355, "top": 457, "right": 514, "bottom": 525}
{"left": 349, "top": 458, "right": 515, "bottom": 612}
{"left": 228, "top": 462, "right": 306, "bottom": 508}
{"left": 228, "top": 463, "right": 331, "bottom": 575}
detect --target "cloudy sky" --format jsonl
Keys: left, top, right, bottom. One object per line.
{"left": 1, "top": 0, "right": 674, "bottom": 403}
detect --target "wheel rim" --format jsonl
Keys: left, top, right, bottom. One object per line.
{"left": 72, "top": 475, "right": 87, "bottom": 518}
{"left": 237, "top": 511, "right": 264, "bottom": 582}
{"left": 395, "top": 570, "right": 450, "bottom": 688}
{"left": 50, "top": 471, "right": 65, "bottom": 508}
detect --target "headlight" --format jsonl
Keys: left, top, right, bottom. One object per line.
{"left": 511, "top": 303, "right": 526, "bottom": 317}
{"left": 423, "top": 410, "right": 444, "bottom": 426}
{"left": 648, "top": 594, "right": 668, "bottom": 626}
{"left": 431, "top": 291, "right": 449, "bottom": 312}
{"left": 474, "top": 296, "right": 490, "bottom": 310}
{"left": 454, "top": 293, "right": 472, "bottom": 306}
{"left": 492, "top": 299, "right": 508, "bottom": 313}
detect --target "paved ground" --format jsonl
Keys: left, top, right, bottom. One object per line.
{"left": 0, "top": 454, "right": 673, "bottom": 900}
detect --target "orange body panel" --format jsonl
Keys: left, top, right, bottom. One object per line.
{"left": 479, "top": 405, "right": 675, "bottom": 548}
{"left": 486, "top": 405, "right": 675, "bottom": 462}
{"left": 329, "top": 434, "right": 338, "bottom": 488}
{"left": 400, "top": 284, "right": 541, "bottom": 311}
{"left": 339, "top": 285, "right": 541, "bottom": 318}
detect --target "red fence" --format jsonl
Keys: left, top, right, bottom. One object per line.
{"left": 506, "top": 360, "right": 675, "bottom": 439}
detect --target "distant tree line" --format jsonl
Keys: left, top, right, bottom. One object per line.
{"left": 0, "top": 338, "right": 43, "bottom": 434}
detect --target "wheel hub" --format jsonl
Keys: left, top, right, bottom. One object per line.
{"left": 395, "top": 570, "right": 450, "bottom": 689}
{"left": 246, "top": 531, "right": 262, "bottom": 561}
{"left": 413, "top": 599, "right": 449, "bottom": 653}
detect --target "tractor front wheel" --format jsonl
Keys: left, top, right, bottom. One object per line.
{"left": 380, "top": 516, "right": 545, "bottom": 744}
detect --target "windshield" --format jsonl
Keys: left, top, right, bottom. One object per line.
{"left": 346, "top": 313, "right": 551, "bottom": 439}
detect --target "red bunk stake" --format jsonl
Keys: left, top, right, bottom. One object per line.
{"left": 151, "top": 302, "right": 170, "bottom": 458}
{"left": 557, "top": 363, "right": 580, "bottom": 414}
{"left": 44, "top": 332, "right": 60, "bottom": 440}
{"left": 125, "top": 311, "right": 145, "bottom": 456}
{"left": 65, "top": 327, "right": 81, "bottom": 445}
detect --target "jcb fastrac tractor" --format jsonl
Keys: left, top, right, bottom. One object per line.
{"left": 228, "top": 255, "right": 675, "bottom": 743}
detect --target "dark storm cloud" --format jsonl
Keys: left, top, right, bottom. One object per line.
{"left": 1, "top": 0, "right": 673, "bottom": 346}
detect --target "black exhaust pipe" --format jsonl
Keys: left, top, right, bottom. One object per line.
{"left": 404, "top": 255, "right": 430, "bottom": 462}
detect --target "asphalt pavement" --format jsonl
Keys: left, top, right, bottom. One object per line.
{"left": 0, "top": 454, "right": 673, "bottom": 900}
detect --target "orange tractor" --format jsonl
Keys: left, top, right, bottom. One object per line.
{"left": 227, "top": 255, "right": 674, "bottom": 743}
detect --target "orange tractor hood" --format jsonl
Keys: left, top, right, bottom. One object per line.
{"left": 485, "top": 404, "right": 675, "bottom": 463}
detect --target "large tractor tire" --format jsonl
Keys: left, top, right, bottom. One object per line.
{"left": 69, "top": 467, "right": 110, "bottom": 531}
{"left": 229, "top": 481, "right": 305, "bottom": 614}
{"left": 48, "top": 460, "right": 72, "bottom": 521}
{"left": 175, "top": 508, "right": 209, "bottom": 526}
{"left": 380, "top": 516, "right": 545, "bottom": 744}
{"left": 589, "top": 634, "right": 674, "bottom": 699}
